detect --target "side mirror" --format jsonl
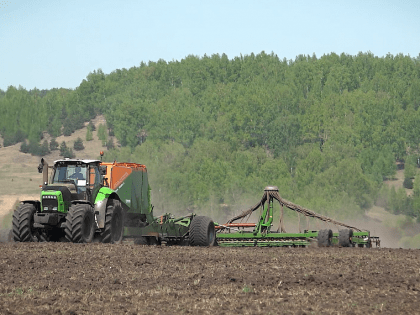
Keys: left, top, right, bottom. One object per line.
{"left": 37, "top": 158, "right": 44, "bottom": 173}
{"left": 99, "top": 165, "right": 107, "bottom": 175}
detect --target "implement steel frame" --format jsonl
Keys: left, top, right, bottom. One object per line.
{"left": 216, "top": 186, "right": 379, "bottom": 248}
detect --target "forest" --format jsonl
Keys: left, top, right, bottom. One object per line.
{"left": 1, "top": 51, "right": 420, "bottom": 221}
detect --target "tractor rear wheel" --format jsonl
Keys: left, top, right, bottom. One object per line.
{"left": 189, "top": 216, "right": 216, "bottom": 246}
{"left": 64, "top": 204, "right": 94, "bottom": 243}
{"left": 102, "top": 200, "right": 124, "bottom": 244}
{"left": 12, "top": 203, "right": 37, "bottom": 242}
{"left": 338, "top": 229, "right": 353, "bottom": 247}
{"left": 317, "top": 229, "right": 333, "bottom": 247}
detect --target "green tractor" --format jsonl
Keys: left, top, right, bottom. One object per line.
{"left": 12, "top": 158, "right": 122, "bottom": 243}
{"left": 12, "top": 158, "right": 216, "bottom": 246}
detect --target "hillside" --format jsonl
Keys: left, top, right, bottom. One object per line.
{"left": 0, "top": 117, "right": 417, "bottom": 248}
{"left": 0, "top": 115, "right": 115, "bottom": 218}
{"left": 2, "top": 52, "right": 420, "bottom": 247}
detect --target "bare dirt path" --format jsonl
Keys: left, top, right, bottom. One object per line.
{"left": 0, "top": 243, "right": 419, "bottom": 314}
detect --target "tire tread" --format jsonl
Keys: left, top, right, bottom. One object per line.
{"left": 64, "top": 204, "right": 94, "bottom": 243}
{"left": 102, "top": 200, "right": 124, "bottom": 244}
{"left": 338, "top": 229, "right": 353, "bottom": 247}
{"left": 317, "top": 229, "right": 333, "bottom": 247}
{"left": 189, "top": 216, "right": 215, "bottom": 246}
{"left": 12, "top": 204, "right": 37, "bottom": 242}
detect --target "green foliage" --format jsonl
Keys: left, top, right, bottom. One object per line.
{"left": 399, "top": 233, "right": 420, "bottom": 249}
{"left": 50, "top": 138, "right": 59, "bottom": 150}
{"left": 86, "top": 126, "right": 93, "bottom": 141}
{"left": 386, "top": 186, "right": 418, "bottom": 218}
{"left": 39, "top": 140, "right": 51, "bottom": 156}
{"left": 404, "top": 158, "right": 416, "bottom": 179}
{"left": 3, "top": 129, "right": 26, "bottom": 147}
{"left": 106, "top": 137, "right": 114, "bottom": 150}
{"left": 97, "top": 124, "right": 107, "bottom": 141}
{"left": 64, "top": 148, "right": 75, "bottom": 159}
{"left": 73, "top": 137, "right": 84, "bottom": 151}
{"left": 59, "top": 141, "right": 75, "bottom": 158}
{"left": 403, "top": 178, "right": 414, "bottom": 189}
{"left": 360, "top": 146, "right": 396, "bottom": 183}
{"left": 59, "top": 141, "right": 67, "bottom": 156}
{"left": 28, "top": 141, "right": 39, "bottom": 155}
{"left": 97, "top": 123, "right": 109, "bottom": 147}
{"left": 242, "top": 285, "right": 253, "bottom": 293}
{"left": 62, "top": 123, "right": 73, "bottom": 136}
{"left": 20, "top": 139, "right": 50, "bottom": 156}
{"left": 88, "top": 121, "right": 96, "bottom": 131}
{"left": 403, "top": 158, "right": 417, "bottom": 189}
{"left": 20, "top": 140, "right": 29, "bottom": 153}
{"left": 3, "top": 52, "right": 420, "bottom": 220}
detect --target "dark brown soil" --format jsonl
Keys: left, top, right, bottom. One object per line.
{"left": 1, "top": 243, "right": 419, "bottom": 314}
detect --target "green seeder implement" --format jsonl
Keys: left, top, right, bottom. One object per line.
{"left": 215, "top": 186, "right": 380, "bottom": 248}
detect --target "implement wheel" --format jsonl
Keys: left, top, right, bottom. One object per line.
{"left": 64, "top": 204, "right": 94, "bottom": 243}
{"left": 317, "top": 229, "right": 333, "bottom": 247}
{"left": 102, "top": 200, "right": 124, "bottom": 244}
{"left": 338, "top": 229, "right": 353, "bottom": 247}
{"left": 189, "top": 216, "right": 216, "bottom": 246}
{"left": 12, "top": 203, "right": 37, "bottom": 242}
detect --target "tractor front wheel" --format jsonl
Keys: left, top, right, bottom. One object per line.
{"left": 64, "top": 204, "right": 95, "bottom": 243}
{"left": 102, "top": 199, "right": 124, "bottom": 244}
{"left": 189, "top": 216, "right": 216, "bottom": 246}
{"left": 12, "top": 203, "right": 37, "bottom": 242}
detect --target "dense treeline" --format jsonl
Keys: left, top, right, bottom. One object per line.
{"left": 1, "top": 51, "right": 420, "bottom": 220}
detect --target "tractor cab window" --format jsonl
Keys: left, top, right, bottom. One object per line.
{"left": 89, "top": 165, "right": 101, "bottom": 202}
{"left": 53, "top": 164, "right": 88, "bottom": 187}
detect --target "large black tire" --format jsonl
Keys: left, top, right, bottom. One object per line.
{"left": 64, "top": 204, "right": 94, "bottom": 243}
{"left": 12, "top": 203, "right": 37, "bottom": 242}
{"left": 102, "top": 200, "right": 124, "bottom": 244}
{"left": 189, "top": 216, "right": 216, "bottom": 246}
{"left": 317, "top": 229, "right": 333, "bottom": 247}
{"left": 338, "top": 229, "right": 353, "bottom": 247}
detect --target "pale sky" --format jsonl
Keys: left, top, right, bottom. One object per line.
{"left": 0, "top": 0, "right": 419, "bottom": 91}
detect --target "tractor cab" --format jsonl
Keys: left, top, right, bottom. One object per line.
{"left": 39, "top": 159, "right": 106, "bottom": 213}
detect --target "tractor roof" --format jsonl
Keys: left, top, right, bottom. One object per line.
{"left": 54, "top": 158, "right": 101, "bottom": 165}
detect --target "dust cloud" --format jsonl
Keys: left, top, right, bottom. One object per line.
{"left": 342, "top": 216, "right": 402, "bottom": 248}
{"left": 0, "top": 208, "right": 13, "bottom": 243}
{"left": 0, "top": 228, "right": 12, "bottom": 243}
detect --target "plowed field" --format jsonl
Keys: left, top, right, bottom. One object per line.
{"left": 1, "top": 243, "right": 419, "bottom": 315}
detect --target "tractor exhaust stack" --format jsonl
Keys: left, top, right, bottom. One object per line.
{"left": 38, "top": 158, "right": 48, "bottom": 186}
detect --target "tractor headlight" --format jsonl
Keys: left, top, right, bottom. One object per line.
{"left": 43, "top": 195, "right": 57, "bottom": 199}
{"left": 42, "top": 194, "right": 59, "bottom": 211}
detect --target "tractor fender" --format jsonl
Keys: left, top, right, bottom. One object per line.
{"left": 94, "top": 187, "right": 119, "bottom": 229}
{"left": 21, "top": 200, "right": 41, "bottom": 212}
